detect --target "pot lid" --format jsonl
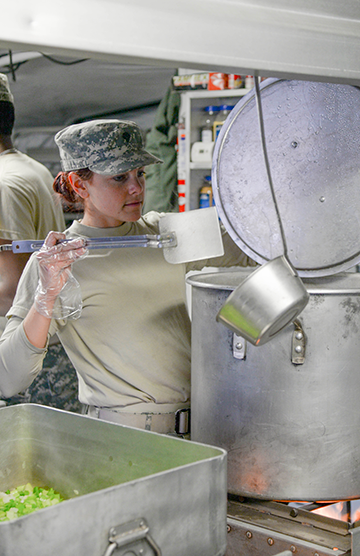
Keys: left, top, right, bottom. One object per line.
{"left": 187, "top": 268, "right": 360, "bottom": 294}
{"left": 212, "top": 78, "right": 360, "bottom": 277}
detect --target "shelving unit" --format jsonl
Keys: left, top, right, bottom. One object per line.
{"left": 178, "top": 88, "right": 249, "bottom": 211}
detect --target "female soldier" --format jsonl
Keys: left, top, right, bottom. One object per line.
{"left": 0, "top": 119, "right": 254, "bottom": 434}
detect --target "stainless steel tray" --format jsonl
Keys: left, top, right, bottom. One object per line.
{"left": 0, "top": 404, "right": 227, "bottom": 556}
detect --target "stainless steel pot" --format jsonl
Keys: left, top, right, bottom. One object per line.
{"left": 188, "top": 269, "right": 360, "bottom": 501}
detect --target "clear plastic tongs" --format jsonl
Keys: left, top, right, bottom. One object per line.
{"left": 0, "top": 233, "right": 177, "bottom": 253}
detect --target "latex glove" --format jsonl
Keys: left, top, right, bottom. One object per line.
{"left": 34, "top": 231, "right": 88, "bottom": 320}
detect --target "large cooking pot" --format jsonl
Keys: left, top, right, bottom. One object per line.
{"left": 188, "top": 269, "right": 360, "bottom": 501}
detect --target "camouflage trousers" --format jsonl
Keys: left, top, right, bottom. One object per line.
{"left": 2, "top": 342, "right": 83, "bottom": 413}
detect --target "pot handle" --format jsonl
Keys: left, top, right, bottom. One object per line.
{"left": 233, "top": 333, "right": 246, "bottom": 360}
{"left": 291, "top": 319, "right": 306, "bottom": 365}
{"left": 103, "top": 518, "right": 161, "bottom": 556}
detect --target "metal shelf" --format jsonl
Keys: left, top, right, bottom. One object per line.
{"left": 179, "top": 88, "right": 249, "bottom": 211}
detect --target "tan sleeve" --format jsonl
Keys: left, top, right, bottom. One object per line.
{"left": 0, "top": 317, "right": 48, "bottom": 398}
{"left": 0, "top": 242, "right": 31, "bottom": 316}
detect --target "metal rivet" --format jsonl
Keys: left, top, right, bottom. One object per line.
{"left": 295, "top": 345, "right": 303, "bottom": 353}
{"left": 320, "top": 196, "right": 325, "bottom": 202}
{"left": 267, "top": 538, "right": 274, "bottom": 546}
{"left": 291, "top": 141, "right": 299, "bottom": 148}
{"left": 295, "top": 332, "right": 303, "bottom": 340}
{"left": 290, "top": 508, "right": 298, "bottom": 517}
{"left": 290, "top": 546, "right": 296, "bottom": 553}
{"left": 236, "top": 343, "right": 243, "bottom": 350}
{"left": 246, "top": 531, "right": 252, "bottom": 539}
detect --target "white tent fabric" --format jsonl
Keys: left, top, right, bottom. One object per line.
{"left": 1, "top": 1, "right": 360, "bottom": 166}
{"left": 1, "top": 0, "right": 360, "bottom": 84}
{"left": 0, "top": 53, "right": 176, "bottom": 129}
{"left": 0, "top": 53, "right": 176, "bottom": 168}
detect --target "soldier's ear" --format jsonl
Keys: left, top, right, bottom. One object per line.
{"left": 68, "top": 172, "right": 89, "bottom": 199}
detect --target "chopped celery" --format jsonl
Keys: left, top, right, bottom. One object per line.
{"left": 0, "top": 484, "right": 64, "bottom": 522}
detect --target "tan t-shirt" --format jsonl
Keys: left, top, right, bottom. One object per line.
{"left": 0, "top": 211, "right": 255, "bottom": 407}
{"left": 0, "top": 150, "right": 65, "bottom": 240}
{"left": 1, "top": 214, "right": 191, "bottom": 409}
{"left": 0, "top": 150, "right": 65, "bottom": 335}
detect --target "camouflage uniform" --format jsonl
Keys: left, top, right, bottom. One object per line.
{"left": 4, "top": 120, "right": 162, "bottom": 414}
{"left": 0, "top": 74, "right": 14, "bottom": 103}
{"left": 2, "top": 120, "right": 163, "bottom": 417}
{"left": 2, "top": 344, "right": 83, "bottom": 413}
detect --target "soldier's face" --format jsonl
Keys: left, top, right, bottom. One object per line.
{"left": 72, "top": 167, "right": 146, "bottom": 228}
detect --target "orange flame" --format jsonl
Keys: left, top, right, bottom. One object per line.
{"left": 311, "top": 500, "right": 360, "bottom": 523}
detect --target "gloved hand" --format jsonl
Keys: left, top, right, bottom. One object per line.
{"left": 34, "top": 231, "right": 88, "bottom": 320}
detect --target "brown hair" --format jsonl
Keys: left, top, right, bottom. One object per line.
{"left": 53, "top": 168, "right": 93, "bottom": 209}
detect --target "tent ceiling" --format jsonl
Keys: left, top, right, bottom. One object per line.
{"left": 2, "top": 1, "right": 360, "bottom": 133}
{"left": 0, "top": 50, "right": 176, "bottom": 131}
{"left": 2, "top": 0, "right": 360, "bottom": 85}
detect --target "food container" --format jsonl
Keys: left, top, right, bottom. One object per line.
{"left": 0, "top": 404, "right": 227, "bottom": 556}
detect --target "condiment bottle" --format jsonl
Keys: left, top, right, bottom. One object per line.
{"left": 177, "top": 117, "right": 187, "bottom": 212}
{"left": 213, "top": 105, "right": 234, "bottom": 142}
{"left": 200, "top": 106, "right": 218, "bottom": 143}
{"left": 199, "top": 175, "right": 213, "bottom": 208}
{"left": 245, "top": 75, "right": 254, "bottom": 89}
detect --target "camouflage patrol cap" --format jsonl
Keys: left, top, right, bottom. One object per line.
{"left": 54, "top": 119, "right": 163, "bottom": 175}
{"left": 0, "top": 74, "right": 14, "bottom": 104}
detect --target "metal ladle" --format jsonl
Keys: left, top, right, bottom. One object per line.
{"left": 216, "top": 75, "right": 309, "bottom": 346}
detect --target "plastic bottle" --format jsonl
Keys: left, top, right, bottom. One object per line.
{"left": 227, "top": 74, "right": 243, "bottom": 89}
{"left": 200, "top": 106, "right": 218, "bottom": 143}
{"left": 245, "top": 75, "right": 254, "bottom": 89}
{"left": 176, "top": 117, "right": 187, "bottom": 212}
{"left": 213, "top": 105, "right": 234, "bottom": 142}
{"left": 199, "top": 175, "right": 213, "bottom": 209}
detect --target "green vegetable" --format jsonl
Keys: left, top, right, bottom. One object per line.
{"left": 0, "top": 483, "right": 63, "bottom": 522}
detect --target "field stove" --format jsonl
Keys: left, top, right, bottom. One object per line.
{"left": 226, "top": 496, "right": 360, "bottom": 556}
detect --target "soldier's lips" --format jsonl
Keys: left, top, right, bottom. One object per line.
{"left": 125, "top": 200, "right": 142, "bottom": 207}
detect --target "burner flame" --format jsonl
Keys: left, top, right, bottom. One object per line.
{"left": 311, "top": 500, "right": 360, "bottom": 523}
